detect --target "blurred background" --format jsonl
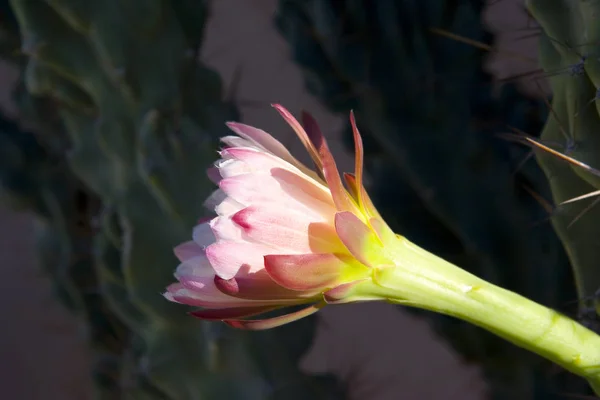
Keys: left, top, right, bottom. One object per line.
{"left": 0, "top": 0, "right": 589, "bottom": 399}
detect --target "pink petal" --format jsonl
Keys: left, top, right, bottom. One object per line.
{"left": 219, "top": 171, "right": 335, "bottom": 219}
{"left": 213, "top": 270, "right": 311, "bottom": 300}
{"left": 343, "top": 173, "right": 359, "bottom": 203}
{"left": 209, "top": 216, "right": 243, "bottom": 241}
{"left": 217, "top": 147, "right": 314, "bottom": 183}
{"left": 165, "top": 282, "right": 235, "bottom": 308}
{"left": 342, "top": 173, "right": 383, "bottom": 220}
{"left": 169, "top": 260, "right": 288, "bottom": 308}
{"left": 226, "top": 122, "right": 305, "bottom": 168}
{"left": 190, "top": 305, "right": 282, "bottom": 320}
{"left": 349, "top": 111, "right": 367, "bottom": 210}
{"left": 269, "top": 167, "right": 335, "bottom": 211}
{"left": 173, "top": 241, "right": 203, "bottom": 262}
{"left": 170, "top": 257, "right": 246, "bottom": 307}
{"left": 204, "top": 189, "right": 244, "bottom": 216}
{"left": 192, "top": 222, "right": 215, "bottom": 248}
{"left": 205, "top": 241, "right": 273, "bottom": 280}
{"left": 334, "top": 211, "right": 391, "bottom": 268}
{"left": 232, "top": 205, "right": 347, "bottom": 254}
{"left": 220, "top": 135, "right": 257, "bottom": 149}
{"left": 223, "top": 302, "right": 325, "bottom": 330}
{"left": 272, "top": 104, "right": 323, "bottom": 172}
{"left": 215, "top": 158, "right": 254, "bottom": 179}
{"left": 264, "top": 253, "right": 347, "bottom": 290}
{"left": 301, "top": 111, "right": 359, "bottom": 214}
{"left": 221, "top": 147, "right": 306, "bottom": 175}
{"left": 207, "top": 166, "right": 221, "bottom": 184}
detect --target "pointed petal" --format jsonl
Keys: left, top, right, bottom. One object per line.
{"left": 207, "top": 166, "right": 221, "bottom": 184}
{"left": 218, "top": 147, "right": 322, "bottom": 184}
{"left": 192, "top": 222, "right": 215, "bottom": 248}
{"left": 221, "top": 147, "right": 292, "bottom": 174}
{"left": 167, "top": 256, "right": 298, "bottom": 308}
{"left": 301, "top": 111, "right": 359, "bottom": 214}
{"left": 343, "top": 173, "right": 360, "bottom": 203}
{"left": 204, "top": 189, "right": 243, "bottom": 215}
{"left": 349, "top": 111, "right": 365, "bottom": 209}
{"left": 214, "top": 273, "right": 312, "bottom": 300}
{"left": 343, "top": 173, "right": 382, "bottom": 219}
{"left": 167, "top": 280, "right": 298, "bottom": 308}
{"left": 166, "top": 285, "right": 280, "bottom": 308}
{"left": 264, "top": 253, "right": 347, "bottom": 290}
{"left": 219, "top": 172, "right": 335, "bottom": 218}
{"left": 334, "top": 211, "right": 391, "bottom": 268}
{"left": 226, "top": 122, "right": 306, "bottom": 169}
{"left": 220, "top": 135, "right": 257, "bottom": 149}
{"left": 173, "top": 241, "right": 203, "bottom": 262}
{"left": 205, "top": 241, "right": 273, "bottom": 280}
{"left": 232, "top": 205, "right": 347, "bottom": 254}
{"left": 210, "top": 216, "right": 243, "bottom": 241}
{"left": 215, "top": 157, "right": 254, "bottom": 179}
{"left": 272, "top": 104, "right": 323, "bottom": 170}
{"left": 223, "top": 302, "right": 325, "bottom": 330}
{"left": 165, "top": 279, "right": 238, "bottom": 308}
{"left": 190, "top": 305, "right": 282, "bottom": 320}
{"left": 204, "top": 189, "right": 245, "bottom": 216}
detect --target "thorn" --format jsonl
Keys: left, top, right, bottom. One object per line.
{"left": 534, "top": 79, "right": 572, "bottom": 143}
{"left": 566, "top": 195, "right": 600, "bottom": 229}
{"left": 428, "top": 27, "right": 537, "bottom": 64}
{"left": 561, "top": 190, "right": 600, "bottom": 206}
{"left": 519, "top": 135, "right": 600, "bottom": 178}
{"left": 511, "top": 150, "right": 534, "bottom": 177}
{"left": 521, "top": 184, "right": 554, "bottom": 214}
{"left": 574, "top": 87, "right": 600, "bottom": 118}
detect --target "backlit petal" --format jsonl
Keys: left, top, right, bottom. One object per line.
{"left": 192, "top": 222, "right": 215, "bottom": 248}
{"left": 232, "top": 205, "right": 346, "bottom": 254}
{"left": 350, "top": 111, "right": 366, "bottom": 210}
{"left": 226, "top": 122, "right": 307, "bottom": 170}
{"left": 219, "top": 172, "right": 335, "bottom": 219}
{"left": 343, "top": 173, "right": 383, "bottom": 220}
{"left": 204, "top": 189, "right": 244, "bottom": 216}
{"left": 220, "top": 135, "right": 257, "bottom": 149}
{"left": 210, "top": 216, "right": 243, "bottom": 242}
{"left": 205, "top": 241, "right": 273, "bottom": 280}
{"left": 213, "top": 270, "right": 315, "bottom": 300}
{"left": 173, "top": 241, "right": 203, "bottom": 262}
{"left": 272, "top": 104, "right": 323, "bottom": 171}
{"left": 302, "top": 111, "right": 360, "bottom": 215}
{"left": 334, "top": 211, "right": 391, "bottom": 268}
{"left": 264, "top": 253, "right": 347, "bottom": 290}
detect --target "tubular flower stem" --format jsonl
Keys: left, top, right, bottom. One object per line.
{"left": 163, "top": 105, "right": 600, "bottom": 393}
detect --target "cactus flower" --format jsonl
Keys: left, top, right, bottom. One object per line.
{"left": 164, "top": 104, "right": 398, "bottom": 329}
{"left": 164, "top": 105, "right": 600, "bottom": 394}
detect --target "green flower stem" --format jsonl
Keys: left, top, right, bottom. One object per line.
{"left": 359, "top": 236, "right": 600, "bottom": 394}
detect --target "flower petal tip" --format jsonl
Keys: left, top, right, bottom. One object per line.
{"left": 222, "top": 303, "right": 324, "bottom": 330}
{"left": 214, "top": 275, "right": 240, "bottom": 295}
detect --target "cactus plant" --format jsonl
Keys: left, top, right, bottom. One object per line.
{"left": 525, "top": 0, "right": 600, "bottom": 303}
{"left": 274, "top": 0, "right": 587, "bottom": 398}
{"left": 0, "top": 1, "right": 344, "bottom": 398}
